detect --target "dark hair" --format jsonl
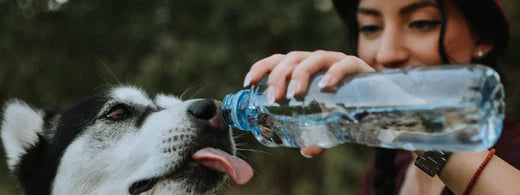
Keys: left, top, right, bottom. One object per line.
{"left": 331, "top": 0, "right": 359, "bottom": 55}
{"left": 331, "top": 0, "right": 510, "bottom": 194}
{"left": 449, "top": 0, "right": 510, "bottom": 69}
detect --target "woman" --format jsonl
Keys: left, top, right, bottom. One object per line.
{"left": 243, "top": 0, "right": 520, "bottom": 194}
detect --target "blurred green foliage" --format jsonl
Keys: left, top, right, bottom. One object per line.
{"left": 0, "top": 0, "right": 519, "bottom": 194}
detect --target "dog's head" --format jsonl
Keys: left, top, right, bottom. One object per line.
{"left": 0, "top": 86, "right": 253, "bottom": 195}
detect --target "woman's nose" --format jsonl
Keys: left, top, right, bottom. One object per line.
{"left": 375, "top": 27, "right": 409, "bottom": 68}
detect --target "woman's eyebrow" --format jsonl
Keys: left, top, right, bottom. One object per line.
{"left": 357, "top": 1, "right": 437, "bottom": 17}
{"left": 357, "top": 8, "right": 380, "bottom": 16}
{"left": 400, "top": 1, "right": 438, "bottom": 15}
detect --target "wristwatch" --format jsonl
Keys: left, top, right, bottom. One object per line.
{"left": 415, "top": 150, "right": 452, "bottom": 177}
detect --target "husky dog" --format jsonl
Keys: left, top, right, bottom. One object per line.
{"left": 0, "top": 86, "right": 253, "bottom": 195}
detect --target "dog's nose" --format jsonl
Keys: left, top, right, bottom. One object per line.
{"left": 188, "top": 99, "right": 222, "bottom": 128}
{"left": 188, "top": 99, "right": 218, "bottom": 120}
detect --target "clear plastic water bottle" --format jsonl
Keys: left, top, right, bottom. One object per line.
{"left": 221, "top": 65, "right": 504, "bottom": 151}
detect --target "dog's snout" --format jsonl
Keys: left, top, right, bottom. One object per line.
{"left": 188, "top": 99, "right": 218, "bottom": 120}
{"left": 188, "top": 99, "right": 223, "bottom": 128}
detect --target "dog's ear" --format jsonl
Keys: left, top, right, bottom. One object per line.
{"left": 1, "top": 99, "right": 46, "bottom": 170}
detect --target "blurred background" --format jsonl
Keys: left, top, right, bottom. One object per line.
{"left": 0, "top": 0, "right": 519, "bottom": 194}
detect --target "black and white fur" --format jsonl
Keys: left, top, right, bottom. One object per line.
{"left": 1, "top": 86, "right": 235, "bottom": 195}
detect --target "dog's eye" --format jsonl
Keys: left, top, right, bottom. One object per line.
{"left": 105, "top": 105, "right": 130, "bottom": 121}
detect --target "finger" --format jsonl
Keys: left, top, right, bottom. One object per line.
{"left": 244, "top": 54, "right": 285, "bottom": 87}
{"left": 287, "top": 50, "right": 346, "bottom": 98}
{"left": 300, "top": 147, "right": 326, "bottom": 158}
{"left": 319, "top": 56, "right": 375, "bottom": 89}
{"left": 267, "top": 51, "right": 311, "bottom": 103}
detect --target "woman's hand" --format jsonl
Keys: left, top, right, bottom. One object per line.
{"left": 243, "top": 50, "right": 375, "bottom": 157}
{"left": 244, "top": 50, "right": 374, "bottom": 103}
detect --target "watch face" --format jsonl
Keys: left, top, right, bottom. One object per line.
{"left": 415, "top": 150, "right": 451, "bottom": 177}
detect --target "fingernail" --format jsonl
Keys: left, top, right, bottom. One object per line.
{"left": 318, "top": 74, "right": 331, "bottom": 89}
{"left": 286, "top": 80, "right": 300, "bottom": 99}
{"left": 267, "top": 86, "right": 275, "bottom": 104}
{"left": 243, "top": 72, "right": 253, "bottom": 87}
{"left": 300, "top": 149, "right": 312, "bottom": 158}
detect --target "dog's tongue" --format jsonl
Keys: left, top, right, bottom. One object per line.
{"left": 192, "top": 148, "right": 253, "bottom": 185}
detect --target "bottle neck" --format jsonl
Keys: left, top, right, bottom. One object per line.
{"left": 222, "top": 89, "right": 251, "bottom": 131}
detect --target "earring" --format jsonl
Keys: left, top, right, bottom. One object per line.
{"left": 477, "top": 50, "right": 485, "bottom": 59}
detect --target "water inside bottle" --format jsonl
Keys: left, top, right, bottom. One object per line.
{"left": 251, "top": 100, "right": 499, "bottom": 151}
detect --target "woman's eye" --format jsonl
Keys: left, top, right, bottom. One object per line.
{"left": 409, "top": 20, "right": 440, "bottom": 31}
{"left": 359, "top": 25, "right": 381, "bottom": 35}
{"left": 105, "top": 105, "right": 130, "bottom": 121}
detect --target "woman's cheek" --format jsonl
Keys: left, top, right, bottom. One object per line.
{"left": 358, "top": 39, "right": 379, "bottom": 68}
{"left": 405, "top": 34, "right": 443, "bottom": 66}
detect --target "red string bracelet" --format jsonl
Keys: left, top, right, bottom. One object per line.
{"left": 462, "top": 148, "right": 496, "bottom": 195}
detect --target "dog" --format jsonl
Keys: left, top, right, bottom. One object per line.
{"left": 0, "top": 86, "right": 253, "bottom": 195}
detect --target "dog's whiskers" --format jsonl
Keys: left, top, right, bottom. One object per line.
{"left": 93, "top": 69, "right": 115, "bottom": 88}
{"left": 236, "top": 148, "right": 272, "bottom": 156}
{"left": 234, "top": 143, "right": 249, "bottom": 148}
{"left": 234, "top": 152, "right": 248, "bottom": 160}
{"left": 187, "top": 82, "right": 207, "bottom": 100}
{"left": 179, "top": 80, "right": 207, "bottom": 100}
{"left": 232, "top": 132, "right": 249, "bottom": 139}
{"left": 86, "top": 54, "right": 121, "bottom": 88}
{"left": 92, "top": 55, "right": 122, "bottom": 85}
{"left": 179, "top": 84, "right": 197, "bottom": 101}
{"left": 93, "top": 84, "right": 114, "bottom": 92}
{"left": 125, "top": 73, "right": 132, "bottom": 85}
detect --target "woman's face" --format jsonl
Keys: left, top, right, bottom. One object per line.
{"left": 357, "top": 0, "right": 486, "bottom": 70}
